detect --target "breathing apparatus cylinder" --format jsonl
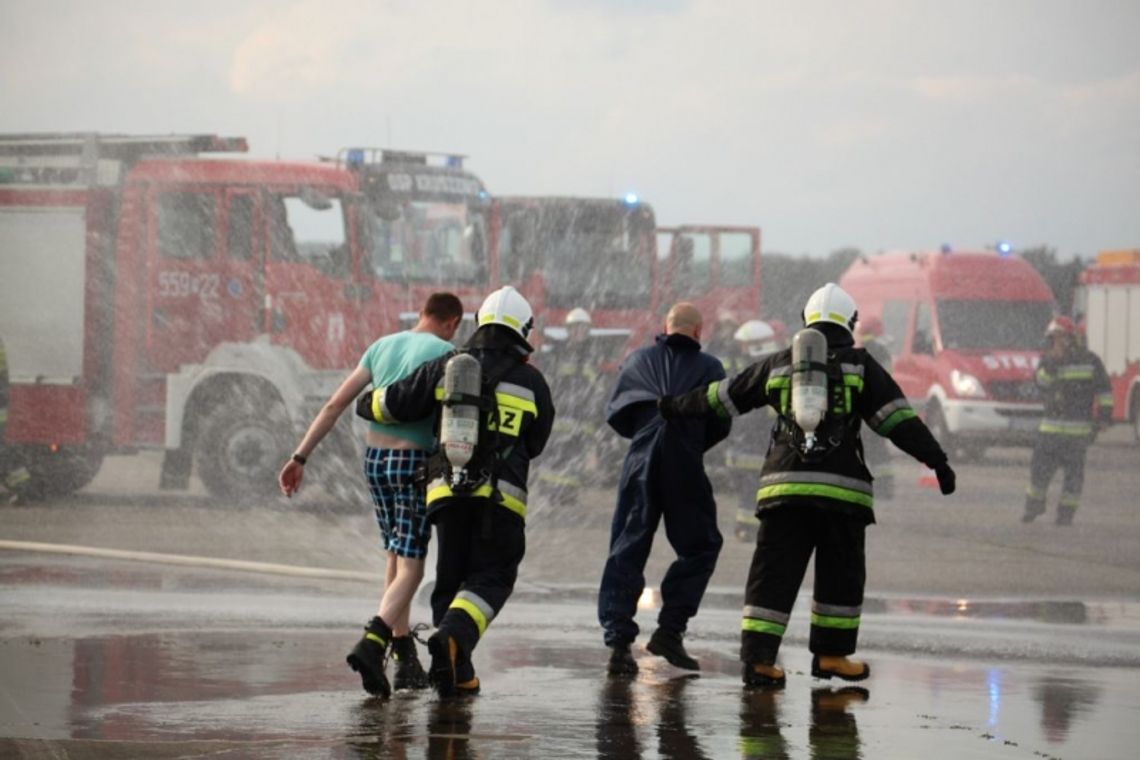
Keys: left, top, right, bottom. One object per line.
{"left": 790, "top": 328, "right": 829, "bottom": 452}
{"left": 440, "top": 352, "right": 482, "bottom": 484}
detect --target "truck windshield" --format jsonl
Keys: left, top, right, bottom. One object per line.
{"left": 365, "top": 201, "right": 487, "bottom": 284}
{"left": 535, "top": 203, "right": 655, "bottom": 310}
{"left": 937, "top": 300, "right": 1054, "bottom": 350}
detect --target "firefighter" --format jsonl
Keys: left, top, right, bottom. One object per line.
{"left": 726, "top": 320, "right": 783, "bottom": 542}
{"left": 660, "top": 283, "right": 956, "bottom": 687}
{"left": 356, "top": 286, "right": 554, "bottom": 697}
{"left": 1022, "top": 316, "right": 1113, "bottom": 526}
{"left": 854, "top": 315, "right": 895, "bottom": 500}
{"left": 542, "top": 308, "right": 604, "bottom": 489}
{"left": 599, "top": 302, "right": 732, "bottom": 675}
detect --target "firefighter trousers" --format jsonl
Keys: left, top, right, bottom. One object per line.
{"left": 1025, "top": 434, "right": 1088, "bottom": 517}
{"left": 431, "top": 499, "right": 526, "bottom": 668}
{"left": 740, "top": 505, "right": 866, "bottom": 665}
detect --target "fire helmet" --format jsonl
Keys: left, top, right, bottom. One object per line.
{"left": 803, "top": 283, "right": 858, "bottom": 332}
{"left": 1045, "top": 316, "right": 1077, "bottom": 337}
{"left": 477, "top": 286, "right": 534, "bottom": 342}
{"left": 565, "top": 307, "right": 592, "bottom": 326}
{"left": 733, "top": 319, "right": 776, "bottom": 344}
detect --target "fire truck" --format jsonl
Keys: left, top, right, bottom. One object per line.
{"left": 655, "top": 224, "right": 764, "bottom": 325}
{"left": 840, "top": 249, "right": 1056, "bottom": 458}
{"left": 0, "top": 134, "right": 494, "bottom": 501}
{"left": 1077, "top": 249, "right": 1140, "bottom": 442}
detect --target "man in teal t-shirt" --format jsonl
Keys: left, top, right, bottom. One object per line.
{"left": 278, "top": 292, "right": 463, "bottom": 698}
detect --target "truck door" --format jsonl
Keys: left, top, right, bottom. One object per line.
{"left": 262, "top": 188, "right": 359, "bottom": 370}
{"left": 220, "top": 189, "right": 264, "bottom": 342}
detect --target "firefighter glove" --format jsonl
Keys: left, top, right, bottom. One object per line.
{"left": 355, "top": 390, "right": 378, "bottom": 422}
{"left": 934, "top": 462, "right": 956, "bottom": 495}
{"left": 657, "top": 395, "right": 678, "bottom": 420}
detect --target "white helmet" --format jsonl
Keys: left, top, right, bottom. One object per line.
{"left": 477, "top": 286, "right": 534, "bottom": 342}
{"left": 733, "top": 319, "right": 775, "bottom": 344}
{"left": 803, "top": 283, "right": 858, "bottom": 332}
{"left": 565, "top": 307, "right": 592, "bottom": 326}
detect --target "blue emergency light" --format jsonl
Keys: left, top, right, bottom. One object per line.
{"left": 446, "top": 155, "right": 464, "bottom": 169}
{"left": 346, "top": 149, "right": 365, "bottom": 168}
{"left": 997, "top": 241, "right": 1013, "bottom": 256}
{"left": 623, "top": 192, "right": 639, "bottom": 205}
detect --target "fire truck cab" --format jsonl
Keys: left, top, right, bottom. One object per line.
{"left": 1077, "top": 249, "right": 1140, "bottom": 443}
{"left": 840, "top": 249, "right": 1056, "bottom": 458}
{"left": 0, "top": 133, "right": 372, "bottom": 500}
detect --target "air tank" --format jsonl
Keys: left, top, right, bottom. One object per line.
{"left": 791, "top": 328, "right": 829, "bottom": 452}
{"left": 440, "top": 352, "right": 482, "bottom": 481}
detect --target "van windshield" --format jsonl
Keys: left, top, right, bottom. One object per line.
{"left": 937, "top": 300, "right": 1053, "bottom": 350}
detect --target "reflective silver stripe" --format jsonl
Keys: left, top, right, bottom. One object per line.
{"left": 840, "top": 363, "right": 864, "bottom": 377}
{"left": 496, "top": 381, "right": 535, "bottom": 403}
{"left": 717, "top": 380, "right": 740, "bottom": 417}
{"left": 742, "top": 605, "right": 790, "bottom": 624}
{"left": 456, "top": 590, "right": 496, "bottom": 624}
{"left": 869, "top": 398, "right": 911, "bottom": 429}
{"left": 813, "top": 601, "right": 862, "bottom": 617}
{"left": 769, "top": 365, "right": 792, "bottom": 378}
{"left": 759, "top": 471, "right": 872, "bottom": 495}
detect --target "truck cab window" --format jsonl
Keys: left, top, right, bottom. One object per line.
{"left": 719, "top": 232, "right": 753, "bottom": 284}
{"left": 673, "top": 233, "right": 712, "bottom": 297}
{"left": 366, "top": 201, "right": 486, "bottom": 284}
{"left": 270, "top": 193, "right": 349, "bottom": 278}
{"left": 881, "top": 299, "right": 911, "bottom": 356}
{"left": 158, "top": 192, "right": 216, "bottom": 259}
{"left": 912, "top": 301, "right": 934, "bottom": 355}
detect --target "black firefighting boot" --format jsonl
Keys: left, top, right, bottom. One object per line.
{"left": 743, "top": 662, "right": 787, "bottom": 689}
{"left": 1055, "top": 506, "right": 1076, "bottom": 526}
{"left": 346, "top": 616, "right": 392, "bottom": 698}
{"left": 391, "top": 635, "right": 430, "bottom": 690}
{"left": 647, "top": 628, "right": 699, "bottom": 670}
{"left": 607, "top": 643, "right": 639, "bottom": 676}
{"left": 812, "top": 655, "right": 870, "bottom": 682}
{"left": 428, "top": 632, "right": 480, "bottom": 698}
{"left": 1021, "top": 495, "right": 1046, "bottom": 523}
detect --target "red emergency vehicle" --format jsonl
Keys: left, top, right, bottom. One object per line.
{"left": 0, "top": 134, "right": 501, "bottom": 501}
{"left": 491, "top": 195, "right": 660, "bottom": 359}
{"left": 656, "top": 224, "right": 763, "bottom": 323}
{"left": 1077, "top": 249, "right": 1140, "bottom": 442}
{"left": 840, "top": 249, "right": 1056, "bottom": 457}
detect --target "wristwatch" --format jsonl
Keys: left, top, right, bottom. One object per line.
{"left": 291, "top": 453, "right": 307, "bottom": 465}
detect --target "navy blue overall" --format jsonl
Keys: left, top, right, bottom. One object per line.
{"left": 598, "top": 333, "right": 731, "bottom": 647}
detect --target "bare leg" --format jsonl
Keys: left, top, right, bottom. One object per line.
{"left": 379, "top": 555, "right": 426, "bottom": 637}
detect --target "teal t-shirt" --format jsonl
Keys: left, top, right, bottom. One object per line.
{"left": 359, "top": 330, "right": 454, "bottom": 449}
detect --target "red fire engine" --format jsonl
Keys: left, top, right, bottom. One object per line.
{"left": 655, "top": 224, "right": 764, "bottom": 324}
{"left": 1077, "top": 249, "right": 1140, "bottom": 442}
{"left": 0, "top": 134, "right": 497, "bottom": 501}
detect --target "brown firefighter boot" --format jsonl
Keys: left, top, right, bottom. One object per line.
{"left": 812, "top": 655, "right": 870, "bottom": 682}
{"left": 742, "top": 662, "right": 787, "bottom": 689}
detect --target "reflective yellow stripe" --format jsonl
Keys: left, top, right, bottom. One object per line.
{"left": 742, "top": 618, "right": 786, "bottom": 636}
{"left": 450, "top": 598, "right": 489, "bottom": 636}
{"left": 757, "top": 483, "right": 873, "bottom": 508}
{"left": 877, "top": 407, "right": 917, "bottom": 435}
{"left": 811, "top": 613, "right": 861, "bottom": 630}
{"left": 426, "top": 482, "right": 527, "bottom": 519}
{"left": 1039, "top": 420, "right": 1093, "bottom": 435}
{"left": 495, "top": 391, "right": 537, "bottom": 415}
{"left": 371, "top": 390, "right": 385, "bottom": 423}
{"left": 707, "top": 381, "right": 730, "bottom": 419}
{"left": 365, "top": 631, "right": 388, "bottom": 647}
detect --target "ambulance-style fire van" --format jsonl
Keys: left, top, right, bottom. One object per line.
{"left": 840, "top": 250, "right": 1056, "bottom": 458}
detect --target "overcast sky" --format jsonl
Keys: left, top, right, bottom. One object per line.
{"left": 3, "top": 0, "right": 1137, "bottom": 257}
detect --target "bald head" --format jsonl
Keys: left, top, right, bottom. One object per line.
{"left": 665, "top": 302, "right": 703, "bottom": 340}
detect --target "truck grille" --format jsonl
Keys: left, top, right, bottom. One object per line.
{"left": 989, "top": 381, "right": 1039, "bottom": 403}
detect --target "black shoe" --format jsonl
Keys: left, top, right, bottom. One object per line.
{"left": 392, "top": 636, "right": 430, "bottom": 690}
{"left": 607, "top": 644, "right": 639, "bottom": 676}
{"left": 346, "top": 618, "right": 392, "bottom": 698}
{"left": 1055, "top": 508, "right": 1075, "bottom": 526}
{"left": 1022, "top": 501, "right": 1045, "bottom": 523}
{"left": 647, "top": 628, "right": 699, "bottom": 671}
{"left": 742, "top": 662, "right": 786, "bottom": 689}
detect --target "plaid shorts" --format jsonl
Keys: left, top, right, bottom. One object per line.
{"left": 363, "top": 447, "right": 431, "bottom": 559}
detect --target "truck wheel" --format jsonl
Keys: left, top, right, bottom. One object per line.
{"left": 4, "top": 445, "right": 105, "bottom": 501}
{"left": 196, "top": 402, "right": 290, "bottom": 502}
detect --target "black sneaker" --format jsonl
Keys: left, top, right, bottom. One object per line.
{"left": 646, "top": 628, "right": 699, "bottom": 671}
{"left": 607, "top": 644, "right": 639, "bottom": 676}
{"left": 346, "top": 618, "right": 392, "bottom": 698}
{"left": 392, "top": 636, "right": 430, "bottom": 690}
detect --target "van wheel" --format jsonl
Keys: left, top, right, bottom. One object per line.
{"left": 3, "top": 445, "right": 105, "bottom": 501}
{"left": 196, "top": 401, "right": 290, "bottom": 503}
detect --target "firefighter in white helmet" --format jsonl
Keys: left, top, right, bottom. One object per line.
{"left": 356, "top": 285, "right": 555, "bottom": 698}
{"left": 1022, "top": 316, "right": 1113, "bottom": 525}
{"left": 660, "top": 283, "right": 955, "bottom": 687}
